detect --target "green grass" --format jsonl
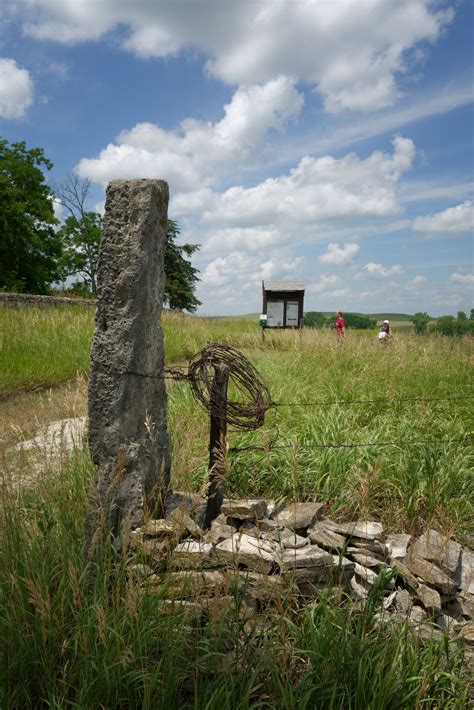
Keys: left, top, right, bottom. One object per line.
{"left": 0, "top": 455, "right": 469, "bottom": 708}
{"left": 1, "top": 308, "right": 473, "bottom": 706}
{"left": 0, "top": 307, "right": 258, "bottom": 394}
{"left": 169, "top": 329, "right": 474, "bottom": 540}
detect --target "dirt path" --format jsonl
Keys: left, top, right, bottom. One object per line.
{"left": 0, "top": 377, "right": 88, "bottom": 452}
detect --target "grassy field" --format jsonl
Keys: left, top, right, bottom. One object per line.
{"left": 0, "top": 306, "right": 473, "bottom": 707}
{"left": 0, "top": 307, "right": 257, "bottom": 395}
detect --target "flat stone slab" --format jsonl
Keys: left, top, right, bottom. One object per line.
{"left": 215, "top": 533, "right": 277, "bottom": 574}
{"left": 169, "top": 541, "right": 215, "bottom": 570}
{"left": 266, "top": 528, "right": 309, "bottom": 549}
{"left": 404, "top": 554, "right": 458, "bottom": 595}
{"left": 323, "top": 520, "right": 384, "bottom": 541}
{"left": 386, "top": 534, "right": 412, "bottom": 560}
{"left": 308, "top": 524, "right": 347, "bottom": 551}
{"left": 243, "top": 518, "right": 281, "bottom": 534}
{"left": 147, "top": 570, "right": 225, "bottom": 598}
{"left": 460, "top": 548, "right": 474, "bottom": 595}
{"left": 416, "top": 583, "right": 442, "bottom": 616}
{"left": 280, "top": 545, "right": 333, "bottom": 571}
{"left": 332, "top": 555, "right": 355, "bottom": 575}
{"left": 273, "top": 502, "right": 325, "bottom": 531}
{"left": 411, "top": 529, "right": 461, "bottom": 576}
{"left": 13, "top": 416, "right": 87, "bottom": 455}
{"left": 224, "top": 570, "right": 284, "bottom": 602}
{"left": 220, "top": 499, "right": 267, "bottom": 520}
{"left": 353, "top": 562, "right": 379, "bottom": 586}
{"left": 391, "top": 560, "right": 420, "bottom": 591}
{"left": 395, "top": 588, "right": 413, "bottom": 614}
{"left": 127, "top": 563, "right": 154, "bottom": 580}
{"left": 165, "top": 491, "right": 207, "bottom": 528}
{"left": 350, "top": 576, "right": 368, "bottom": 600}
{"left": 139, "top": 537, "right": 174, "bottom": 563}
{"left": 140, "top": 519, "right": 179, "bottom": 537}
{"left": 350, "top": 538, "right": 387, "bottom": 557}
{"left": 351, "top": 551, "right": 386, "bottom": 569}
{"left": 169, "top": 509, "right": 204, "bottom": 539}
{"left": 205, "top": 524, "right": 236, "bottom": 545}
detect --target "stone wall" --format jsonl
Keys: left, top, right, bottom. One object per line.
{"left": 0, "top": 292, "right": 95, "bottom": 308}
{"left": 127, "top": 494, "right": 474, "bottom": 651}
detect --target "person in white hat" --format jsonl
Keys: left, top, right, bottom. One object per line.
{"left": 378, "top": 319, "right": 390, "bottom": 342}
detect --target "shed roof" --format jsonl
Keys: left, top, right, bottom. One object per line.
{"left": 263, "top": 280, "right": 305, "bottom": 291}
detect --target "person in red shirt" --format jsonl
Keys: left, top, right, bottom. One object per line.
{"left": 335, "top": 311, "right": 346, "bottom": 336}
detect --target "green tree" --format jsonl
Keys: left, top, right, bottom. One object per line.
{"left": 55, "top": 175, "right": 201, "bottom": 309}
{"left": 304, "top": 311, "right": 329, "bottom": 328}
{"left": 436, "top": 315, "right": 473, "bottom": 336}
{"left": 470, "top": 308, "right": 474, "bottom": 321}
{"left": 0, "top": 139, "right": 61, "bottom": 293}
{"left": 410, "top": 312, "right": 431, "bottom": 335}
{"left": 164, "top": 219, "right": 201, "bottom": 312}
{"left": 57, "top": 212, "right": 101, "bottom": 295}
{"left": 55, "top": 175, "right": 100, "bottom": 294}
{"left": 344, "top": 313, "right": 377, "bottom": 330}
{"left": 457, "top": 311, "right": 467, "bottom": 321}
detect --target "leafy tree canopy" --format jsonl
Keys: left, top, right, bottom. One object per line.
{"left": 164, "top": 219, "right": 201, "bottom": 312}
{"left": 55, "top": 175, "right": 100, "bottom": 295}
{"left": 57, "top": 212, "right": 101, "bottom": 295}
{"left": 435, "top": 315, "right": 473, "bottom": 336}
{"left": 344, "top": 313, "right": 377, "bottom": 330}
{"left": 304, "top": 311, "right": 329, "bottom": 328}
{"left": 304, "top": 312, "right": 376, "bottom": 329}
{"left": 0, "top": 139, "right": 61, "bottom": 293}
{"left": 410, "top": 311, "right": 431, "bottom": 335}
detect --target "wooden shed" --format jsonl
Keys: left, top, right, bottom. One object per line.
{"left": 262, "top": 280, "right": 305, "bottom": 328}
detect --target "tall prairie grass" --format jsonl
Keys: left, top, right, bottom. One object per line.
{"left": 0, "top": 306, "right": 256, "bottom": 394}
{"left": 1, "top": 307, "right": 472, "bottom": 706}
{"left": 168, "top": 330, "right": 474, "bottom": 539}
{"left": 0, "top": 456, "right": 468, "bottom": 708}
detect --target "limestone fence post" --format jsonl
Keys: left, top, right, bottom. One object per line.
{"left": 85, "top": 179, "right": 170, "bottom": 556}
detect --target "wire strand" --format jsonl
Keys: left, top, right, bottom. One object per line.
{"left": 229, "top": 435, "right": 472, "bottom": 453}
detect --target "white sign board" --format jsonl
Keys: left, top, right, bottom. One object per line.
{"left": 267, "top": 300, "right": 284, "bottom": 327}
{"left": 286, "top": 301, "right": 299, "bottom": 327}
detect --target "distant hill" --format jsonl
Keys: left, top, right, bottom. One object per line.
{"left": 211, "top": 312, "right": 416, "bottom": 322}
{"left": 206, "top": 312, "right": 440, "bottom": 330}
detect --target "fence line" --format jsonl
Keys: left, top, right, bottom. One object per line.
{"left": 273, "top": 394, "right": 474, "bottom": 408}
{"left": 229, "top": 435, "right": 472, "bottom": 453}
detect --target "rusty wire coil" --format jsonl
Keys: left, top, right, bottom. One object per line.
{"left": 187, "top": 343, "right": 273, "bottom": 430}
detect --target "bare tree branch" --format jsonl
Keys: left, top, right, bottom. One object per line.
{"left": 54, "top": 174, "right": 92, "bottom": 220}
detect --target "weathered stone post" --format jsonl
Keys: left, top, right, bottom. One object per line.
{"left": 85, "top": 179, "right": 170, "bottom": 556}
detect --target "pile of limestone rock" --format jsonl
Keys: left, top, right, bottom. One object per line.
{"left": 127, "top": 494, "right": 473, "bottom": 648}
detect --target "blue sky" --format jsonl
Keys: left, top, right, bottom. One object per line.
{"left": 1, "top": 0, "right": 472, "bottom": 315}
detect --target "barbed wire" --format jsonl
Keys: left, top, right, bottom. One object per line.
{"left": 187, "top": 343, "right": 273, "bottom": 430}
{"left": 229, "top": 435, "right": 472, "bottom": 453}
{"left": 273, "top": 394, "right": 474, "bottom": 407}
{"left": 90, "top": 345, "right": 472, "bottom": 455}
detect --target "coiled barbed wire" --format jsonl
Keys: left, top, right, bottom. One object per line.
{"left": 187, "top": 343, "right": 273, "bottom": 430}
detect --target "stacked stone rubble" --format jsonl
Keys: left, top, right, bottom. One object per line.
{"left": 126, "top": 495, "right": 474, "bottom": 648}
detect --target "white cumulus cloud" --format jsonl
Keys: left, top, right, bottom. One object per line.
{"left": 306, "top": 274, "right": 340, "bottom": 293}
{"left": 449, "top": 272, "right": 474, "bottom": 285}
{"left": 412, "top": 200, "right": 473, "bottom": 233}
{"left": 18, "top": 0, "right": 453, "bottom": 113}
{"left": 76, "top": 76, "right": 303, "bottom": 191}
{"left": 0, "top": 58, "right": 33, "bottom": 118}
{"left": 363, "top": 262, "right": 404, "bottom": 278}
{"left": 201, "top": 250, "right": 303, "bottom": 289}
{"left": 201, "top": 137, "right": 415, "bottom": 230}
{"left": 319, "top": 242, "right": 360, "bottom": 265}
